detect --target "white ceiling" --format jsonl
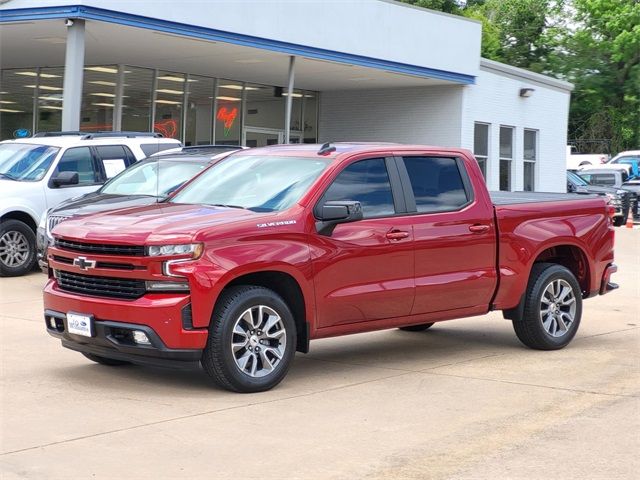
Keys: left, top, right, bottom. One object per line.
{"left": 0, "top": 19, "right": 456, "bottom": 91}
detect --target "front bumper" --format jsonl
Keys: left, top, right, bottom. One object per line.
{"left": 44, "top": 279, "right": 209, "bottom": 358}
{"left": 45, "top": 309, "right": 202, "bottom": 367}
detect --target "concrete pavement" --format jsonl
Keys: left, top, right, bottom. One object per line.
{"left": 1, "top": 229, "right": 638, "bottom": 479}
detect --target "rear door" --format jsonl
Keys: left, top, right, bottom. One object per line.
{"left": 94, "top": 145, "right": 136, "bottom": 179}
{"left": 397, "top": 155, "right": 497, "bottom": 314}
{"left": 311, "top": 156, "right": 415, "bottom": 328}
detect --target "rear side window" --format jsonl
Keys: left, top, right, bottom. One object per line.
{"left": 321, "top": 158, "right": 395, "bottom": 218}
{"left": 582, "top": 173, "right": 616, "bottom": 186}
{"left": 95, "top": 145, "right": 135, "bottom": 178}
{"left": 402, "top": 156, "right": 469, "bottom": 213}
{"left": 141, "top": 143, "right": 178, "bottom": 157}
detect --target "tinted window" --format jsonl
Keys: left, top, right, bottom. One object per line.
{"left": 402, "top": 157, "right": 468, "bottom": 213}
{"left": 55, "top": 147, "right": 97, "bottom": 185}
{"left": 322, "top": 158, "right": 395, "bottom": 218}
{"left": 141, "top": 143, "right": 178, "bottom": 157}
{"left": 96, "top": 145, "right": 134, "bottom": 178}
{"left": 581, "top": 173, "right": 616, "bottom": 186}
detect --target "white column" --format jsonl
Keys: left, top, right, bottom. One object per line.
{"left": 61, "top": 19, "right": 85, "bottom": 131}
{"left": 284, "top": 56, "right": 296, "bottom": 144}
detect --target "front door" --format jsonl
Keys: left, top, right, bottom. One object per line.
{"left": 311, "top": 157, "right": 415, "bottom": 328}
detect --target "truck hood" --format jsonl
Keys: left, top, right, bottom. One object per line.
{"left": 0, "top": 178, "right": 32, "bottom": 197}
{"left": 52, "top": 203, "right": 258, "bottom": 244}
{"left": 51, "top": 192, "right": 159, "bottom": 217}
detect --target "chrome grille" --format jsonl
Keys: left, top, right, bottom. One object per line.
{"left": 47, "top": 215, "right": 70, "bottom": 236}
{"left": 55, "top": 270, "right": 146, "bottom": 300}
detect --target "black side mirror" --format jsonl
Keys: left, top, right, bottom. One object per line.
{"left": 316, "top": 200, "right": 363, "bottom": 236}
{"left": 567, "top": 182, "right": 575, "bottom": 192}
{"left": 51, "top": 171, "right": 79, "bottom": 187}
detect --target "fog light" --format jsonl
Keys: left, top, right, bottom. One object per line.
{"left": 132, "top": 330, "right": 151, "bottom": 345}
{"left": 48, "top": 316, "right": 57, "bottom": 329}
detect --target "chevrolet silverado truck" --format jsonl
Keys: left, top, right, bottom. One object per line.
{"left": 44, "top": 143, "right": 617, "bottom": 393}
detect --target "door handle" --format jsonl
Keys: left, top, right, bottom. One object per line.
{"left": 469, "top": 224, "right": 490, "bottom": 233}
{"left": 386, "top": 230, "right": 410, "bottom": 240}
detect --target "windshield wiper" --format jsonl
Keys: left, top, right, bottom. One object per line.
{"left": 210, "top": 203, "right": 247, "bottom": 210}
{"left": 0, "top": 173, "right": 17, "bottom": 181}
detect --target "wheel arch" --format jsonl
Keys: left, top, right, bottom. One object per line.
{"left": 1, "top": 210, "right": 38, "bottom": 232}
{"left": 216, "top": 269, "right": 311, "bottom": 353}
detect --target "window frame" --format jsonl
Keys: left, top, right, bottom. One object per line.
{"left": 48, "top": 146, "right": 102, "bottom": 188}
{"left": 499, "top": 125, "right": 514, "bottom": 191}
{"left": 395, "top": 155, "right": 474, "bottom": 215}
{"left": 313, "top": 156, "right": 406, "bottom": 220}
{"left": 94, "top": 144, "right": 137, "bottom": 181}
{"left": 523, "top": 129, "right": 537, "bottom": 192}
{"left": 473, "top": 122, "right": 490, "bottom": 179}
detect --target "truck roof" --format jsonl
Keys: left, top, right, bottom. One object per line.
{"left": 0, "top": 136, "right": 180, "bottom": 148}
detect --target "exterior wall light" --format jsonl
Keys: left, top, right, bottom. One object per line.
{"left": 520, "top": 88, "right": 535, "bottom": 97}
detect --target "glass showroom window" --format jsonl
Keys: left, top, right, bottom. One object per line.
{"left": 215, "top": 80, "right": 243, "bottom": 145}
{"left": 37, "top": 67, "right": 65, "bottom": 133}
{"left": 81, "top": 65, "right": 118, "bottom": 132}
{"left": 473, "top": 122, "right": 489, "bottom": 179}
{"left": 184, "top": 75, "right": 214, "bottom": 146}
{"left": 499, "top": 126, "right": 514, "bottom": 191}
{"left": 523, "top": 129, "right": 537, "bottom": 191}
{"left": 0, "top": 68, "right": 37, "bottom": 140}
{"left": 153, "top": 71, "right": 186, "bottom": 140}
{"left": 121, "top": 66, "right": 154, "bottom": 133}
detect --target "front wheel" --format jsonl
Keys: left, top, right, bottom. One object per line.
{"left": 512, "top": 263, "right": 582, "bottom": 350}
{"left": 0, "top": 220, "right": 37, "bottom": 277}
{"left": 201, "top": 286, "right": 296, "bottom": 393}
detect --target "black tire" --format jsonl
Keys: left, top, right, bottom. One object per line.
{"left": 201, "top": 286, "right": 297, "bottom": 393}
{"left": 512, "top": 263, "right": 582, "bottom": 350}
{"left": 82, "top": 353, "right": 131, "bottom": 366}
{"left": 0, "top": 219, "right": 37, "bottom": 277}
{"left": 399, "top": 323, "right": 434, "bottom": 332}
{"left": 613, "top": 214, "right": 627, "bottom": 227}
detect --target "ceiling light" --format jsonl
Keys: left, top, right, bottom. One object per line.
{"left": 156, "top": 88, "right": 184, "bottom": 95}
{"left": 85, "top": 66, "right": 119, "bottom": 74}
{"left": 216, "top": 96, "right": 241, "bottom": 102}
{"left": 282, "top": 92, "right": 303, "bottom": 98}
{"left": 92, "top": 102, "right": 115, "bottom": 108}
{"left": 157, "top": 76, "right": 197, "bottom": 83}
{"left": 15, "top": 71, "right": 60, "bottom": 78}
{"left": 0, "top": 108, "right": 24, "bottom": 113}
{"left": 38, "top": 96, "right": 63, "bottom": 101}
{"left": 25, "top": 85, "right": 63, "bottom": 91}
{"left": 89, "top": 80, "right": 117, "bottom": 87}
{"left": 0, "top": 100, "right": 16, "bottom": 104}
{"left": 154, "top": 99, "right": 182, "bottom": 105}
{"left": 90, "top": 92, "right": 116, "bottom": 98}
{"left": 0, "top": 92, "right": 8, "bottom": 95}
{"left": 219, "top": 85, "right": 259, "bottom": 91}
{"left": 39, "top": 106, "right": 63, "bottom": 110}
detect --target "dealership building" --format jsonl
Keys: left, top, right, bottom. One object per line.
{"left": 0, "top": 0, "right": 573, "bottom": 192}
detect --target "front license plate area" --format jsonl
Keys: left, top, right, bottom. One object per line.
{"left": 66, "top": 312, "right": 93, "bottom": 337}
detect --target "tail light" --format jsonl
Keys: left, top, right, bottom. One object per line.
{"left": 600, "top": 156, "right": 607, "bottom": 164}
{"left": 607, "top": 204, "right": 616, "bottom": 226}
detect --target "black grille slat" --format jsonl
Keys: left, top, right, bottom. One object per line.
{"left": 56, "top": 271, "right": 146, "bottom": 300}
{"left": 55, "top": 239, "right": 145, "bottom": 256}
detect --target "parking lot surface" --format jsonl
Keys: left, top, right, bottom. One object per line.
{"left": 1, "top": 229, "right": 638, "bottom": 480}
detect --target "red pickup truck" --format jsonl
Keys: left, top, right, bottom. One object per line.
{"left": 44, "top": 143, "right": 617, "bottom": 392}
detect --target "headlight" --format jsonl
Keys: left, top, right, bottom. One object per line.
{"left": 146, "top": 243, "right": 203, "bottom": 258}
{"left": 605, "top": 193, "right": 621, "bottom": 206}
{"left": 145, "top": 280, "right": 190, "bottom": 292}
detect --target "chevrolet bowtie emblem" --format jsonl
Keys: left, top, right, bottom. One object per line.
{"left": 73, "top": 256, "right": 96, "bottom": 271}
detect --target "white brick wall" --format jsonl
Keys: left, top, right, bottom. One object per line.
{"left": 460, "top": 66, "right": 571, "bottom": 192}
{"left": 318, "top": 86, "right": 464, "bottom": 147}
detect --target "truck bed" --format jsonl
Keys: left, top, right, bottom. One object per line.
{"left": 490, "top": 191, "right": 597, "bottom": 205}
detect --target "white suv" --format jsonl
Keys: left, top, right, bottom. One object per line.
{"left": 0, "top": 132, "right": 181, "bottom": 276}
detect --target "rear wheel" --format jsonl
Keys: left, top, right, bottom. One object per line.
{"left": 512, "top": 263, "right": 582, "bottom": 350}
{"left": 0, "top": 220, "right": 37, "bottom": 277}
{"left": 82, "top": 353, "right": 131, "bottom": 366}
{"left": 399, "top": 323, "right": 434, "bottom": 332}
{"left": 201, "top": 286, "right": 296, "bottom": 393}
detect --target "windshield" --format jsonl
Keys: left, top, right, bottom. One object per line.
{"left": 100, "top": 159, "right": 208, "bottom": 197}
{"left": 568, "top": 171, "right": 589, "bottom": 186}
{"left": 0, "top": 143, "right": 59, "bottom": 181}
{"left": 170, "top": 155, "right": 330, "bottom": 212}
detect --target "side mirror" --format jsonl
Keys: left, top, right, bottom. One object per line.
{"left": 51, "top": 171, "right": 79, "bottom": 187}
{"left": 316, "top": 200, "right": 363, "bottom": 236}
{"left": 567, "top": 182, "right": 576, "bottom": 192}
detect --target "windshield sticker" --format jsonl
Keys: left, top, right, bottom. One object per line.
{"left": 257, "top": 220, "right": 297, "bottom": 228}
